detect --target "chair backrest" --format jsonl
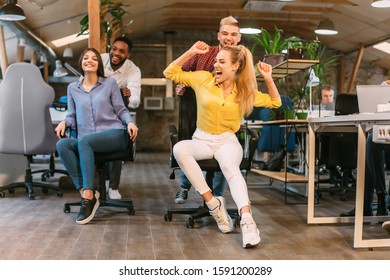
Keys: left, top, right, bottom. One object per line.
{"left": 257, "top": 95, "right": 296, "bottom": 152}
{"left": 335, "top": 93, "right": 359, "bottom": 115}
{"left": 178, "top": 87, "right": 197, "bottom": 141}
{"left": 0, "top": 62, "right": 57, "bottom": 155}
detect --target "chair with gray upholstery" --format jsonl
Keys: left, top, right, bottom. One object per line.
{"left": 0, "top": 62, "right": 63, "bottom": 200}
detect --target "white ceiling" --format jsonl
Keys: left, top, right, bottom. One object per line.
{"left": 3, "top": 0, "right": 390, "bottom": 70}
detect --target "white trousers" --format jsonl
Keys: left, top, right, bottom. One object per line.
{"left": 173, "top": 128, "right": 250, "bottom": 211}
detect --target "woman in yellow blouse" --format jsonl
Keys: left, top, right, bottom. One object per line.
{"left": 163, "top": 41, "right": 281, "bottom": 248}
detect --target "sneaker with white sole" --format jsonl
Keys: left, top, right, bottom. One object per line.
{"left": 174, "top": 187, "right": 188, "bottom": 204}
{"left": 382, "top": 221, "right": 390, "bottom": 232}
{"left": 240, "top": 213, "right": 261, "bottom": 248}
{"left": 105, "top": 180, "right": 109, "bottom": 194}
{"left": 108, "top": 188, "right": 122, "bottom": 200}
{"left": 76, "top": 190, "right": 100, "bottom": 225}
{"left": 209, "top": 196, "right": 234, "bottom": 233}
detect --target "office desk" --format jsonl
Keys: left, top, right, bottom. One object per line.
{"left": 248, "top": 119, "right": 310, "bottom": 203}
{"left": 307, "top": 113, "right": 390, "bottom": 249}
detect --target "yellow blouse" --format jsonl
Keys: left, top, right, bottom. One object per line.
{"left": 164, "top": 63, "right": 282, "bottom": 134}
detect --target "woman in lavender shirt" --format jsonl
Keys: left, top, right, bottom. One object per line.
{"left": 55, "top": 48, "right": 138, "bottom": 225}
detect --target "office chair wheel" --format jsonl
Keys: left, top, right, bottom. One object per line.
{"left": 41, "top": 174, "right": 48, "bottom": 182}
{"left": 0, "top": 191, "right": 4, "bottom": 198}
{"left": 28, "top": 193, "right": 35, "bottom": 200}
{"left": 63, "top": 204, "right": 71, "bottom": 213}
{"left": 57, "top": 191, "right": 63, "bottom": 197}
{"left": 128, "top": 207, "right": 135, "bottom": 215}
{"left": 164, "top": 213, "right": 172, "bottom": 221}
{"left": 186, "top": 217, "right": 195, "bottom": 228}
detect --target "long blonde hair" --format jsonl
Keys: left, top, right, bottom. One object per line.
{"left": 221, "top": 45, "right": 258, "bottom": 116}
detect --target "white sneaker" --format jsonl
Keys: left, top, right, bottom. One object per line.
{"left": 105, "top": 180, "right": 109, "bottom": 194}
{"left": 108, "top": 188, "right": 122, "bottom": 200}
{"left": 209, "top": 196, "right": 234, "bottom": 233}
{"left": 382, "top": 221, "right": 390, "bottom": 232}
{"left": 240, "top": 213, "right": 261, "bottom": 248}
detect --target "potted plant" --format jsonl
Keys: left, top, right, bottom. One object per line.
{"left": 289, "top": 79, "right": 310, "bottom": 119}
{"left": 287, "top": 36, "right": 305, "bottom": 59}
{"left": 250, "top": 26, "right": 287, "bottom": 66}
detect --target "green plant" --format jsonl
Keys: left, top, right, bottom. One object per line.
{"left": 250, "top": 26, "right": 286, "bottom": 54}
{"left": 287, "top": 36, "right": 305, "bottom": 50}
{"left": 289, "top": 78, "right": 310, "bottom": 112}
{"left": 78, "top": 0, "right": 129, "bottom": 52}
{"left": 305, "top": 39, "right": 339, "bottom": 83}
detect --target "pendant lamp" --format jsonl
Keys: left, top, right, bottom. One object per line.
{"left": 314, "top": 19, "right": 338, "bottom": 35}
{"left": 0, "top": 0, "right": 25, "bottom": 21}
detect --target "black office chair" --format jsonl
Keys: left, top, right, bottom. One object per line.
{"left": 63, "top": 137, "right": 135, "bottom": 216}
{"left": 317, "top": 93, "right": 358, "bottom": 201}
{"left": 164, "top": 88, "right": 259, "bottom": 228}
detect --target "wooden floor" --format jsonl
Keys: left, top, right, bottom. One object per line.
{"left": 0, "top": 152, "right": 390, "bottom": 260}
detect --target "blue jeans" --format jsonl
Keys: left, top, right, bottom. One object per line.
{"left": 180, "top": 170, "right": 226, "bottom": 196}
{"left": 56, "top": 129, "right": 128, "bottom": 191}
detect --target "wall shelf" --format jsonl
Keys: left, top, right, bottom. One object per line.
{"left": 258, "top": 59, "right": 319, "bottom": 81}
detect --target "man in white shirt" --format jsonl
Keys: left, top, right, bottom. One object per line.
{"left": 101, "top": 36, "right": 141, "bottom": 199}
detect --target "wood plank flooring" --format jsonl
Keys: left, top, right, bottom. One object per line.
{"left": 0, "top": 152, "right": 389, "bottom": 260}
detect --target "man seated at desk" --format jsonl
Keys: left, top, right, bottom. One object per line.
{"left": 340, "top": 80, "right": 390, "bottom": 227}
{"left": 312, "top": 84, "right": 336, "bottom": 112}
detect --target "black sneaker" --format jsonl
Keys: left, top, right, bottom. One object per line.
{"left": 174, "top": 187, "right": 188, "bottom": 204}
{"left": 76, "top": 191, "right": 100, "bottom": 225}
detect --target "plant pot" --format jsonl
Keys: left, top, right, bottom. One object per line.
{"left": 288, "top": 48, "right": 304, "bottom": 59}
{"left": 263, "top": 54, "right": 285, "bottom": 67}
{"left": 285, "top": 108, "right": 296, "bottom": 119}
{"left": 296, "top": 112, "right": 308, "bottom": 120}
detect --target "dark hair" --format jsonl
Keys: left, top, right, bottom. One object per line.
{"left": 78, "top": 47, "right": 105, "bottom": 78}
{"left": 112, "top": 36, "right": 133, "bottom": 52}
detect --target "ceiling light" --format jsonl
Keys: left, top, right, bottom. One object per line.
{"left": 0, "top": 0, "right": 25, "bottom": 21}
{"left": 51, "top": 32, "right": 89, "bottom": 48}
{"left": 63, "top": 45, "right": 73, "bottom": 58}
{"left": 53, "top": 60, "right": 68, "bottom": 77}
{"left": 372, "top": 0, "right": 390, "bottom": 8}
{"left": 315, "top": 19, "right": 338, "bottom": 35}
{"left": 240, "top": 27, "right": 261, "bottom": 34}
{"left": 373, "top": 42, "right": 390, "bottom": 54}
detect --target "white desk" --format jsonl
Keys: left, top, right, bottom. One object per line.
{"left": 308, "top": 113, "right": 390, "bottom": 249}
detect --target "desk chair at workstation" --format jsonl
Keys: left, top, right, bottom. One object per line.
{"left": 316, "top": 93, "right": 358, "bottom": 201}
{"left": 0, "top": 62, "right": 63, "bottom": 200}
{"left": 164, "top": 88, "right": 259, "bottom": 228}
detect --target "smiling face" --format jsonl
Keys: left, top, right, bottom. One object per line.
{"left": 214, "top": 49, "right": 239, "bottom": 84}
{"left": 109, "top": 40, "right": 130, "bottom": 70}
{"left": 217, "top": 24, "right": 241, "bottom": 48}
{"left": 81, "top": 50, "right": 99, "bottom": 73}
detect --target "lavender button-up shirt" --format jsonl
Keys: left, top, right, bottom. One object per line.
{"left": 65, "top": 76, "right": 135, "bottom": 137}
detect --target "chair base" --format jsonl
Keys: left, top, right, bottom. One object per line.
{"left": 32, "top": 153, "right": 68, "bottom": 182}
{"left": 0, "top": 181, "right": 63, "bottom": 200}
{"left": 0, "top": 162, "right": 63, "bottom": 200}
{"left": 164, "top": 203, "right": 240, "bottom": 228}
